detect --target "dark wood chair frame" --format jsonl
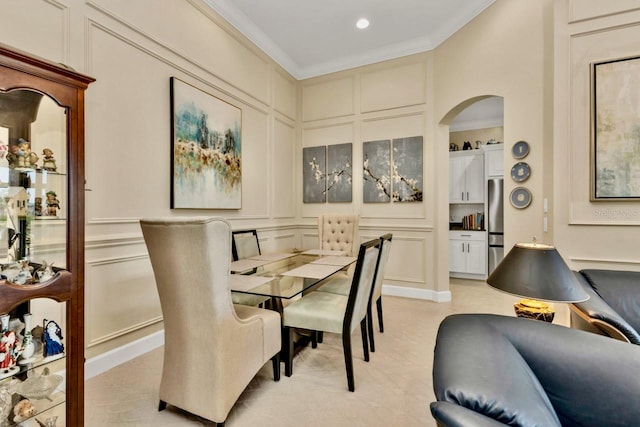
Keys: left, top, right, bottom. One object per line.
{"left": 283, "top": 238, "right": 380, "bottom": 392}
{"left": 231, "top": 229, "right": 261, "bottom": 261}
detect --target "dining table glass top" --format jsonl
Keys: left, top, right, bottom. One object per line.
{"left": 229, "top": 251, "right": 356, "bottom": 300}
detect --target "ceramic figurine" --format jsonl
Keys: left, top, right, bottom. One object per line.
{"left": 36, "top": 261, "right": 54, "bottom": 283}
{"left": 41, "top": 148, "right": 57, "bottom": 172}
{"left": 462, "top": 141, "right": 473, "bottom": 150}
{"left": 449, "top": 143, "right": 458, "bottom": 152}
{"left": 18, "top": 314, "right": 35, "bottom": 364}
{"left": 13, "top": 399, "right": 36, "bottom": 421}
{"left": 0, "top": 330, "right": 19, "bottom": 370}
{"left": 34, "top": 196, "right": 42, "bottom": 216}
{"left": 45, "top": 191, "right": 60, "bottom": 217}
{"left": 11, "top": 260, "right": 33, "bottom": 285}
{"left": 16, "top": 138, "right": 38, "bottom": 169}
{"left": 42, "top": 319, "right": 64, "bottom": 358}
{"left": 6, "top": 145, "right": 18, "bottom": 169}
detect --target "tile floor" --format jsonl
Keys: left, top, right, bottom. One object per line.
{"left": 84, "top": 279, "right": 569, "bottom": 426}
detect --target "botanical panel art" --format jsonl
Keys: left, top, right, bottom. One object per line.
{"left": 593, "top": 57, "right": 640, "bottom": 200}
{"left": 392, "top": 136, "right": 423, "bottom": 202}
{"left": 303, "top": 145, "right": 326, "bottom": 203}
{"left": 171, "top": 77, "right": 241, "bottom": 209}
{"left": 326, "top": 143, "right": 352, "bottom": 202}
{"left": 363, "top": 140, "right": 391, "bottom": 203}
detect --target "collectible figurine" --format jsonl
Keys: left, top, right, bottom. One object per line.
{"left": 34, "top": 196, "right": 42, "bottom": 216}
{"left": 41, "top": 148, "right": 57, "bottom": 172}
{"left": 16, "top": 138, "right": 38, "bottom": 169}
{"left": 36, "top": 261, "right": 54, "bottom": 283}
{"left": 45, "top": 191, "right": 60, "bottom": 217}
{"left": 42, "top": 319, "right": 64, "bottom": 358}
{"left": 6, "top": 145, "right": 19, "bottom": 168}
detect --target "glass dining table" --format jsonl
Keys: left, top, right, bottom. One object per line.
{"left": 229, "top": 249, "right": 356, "bottom": 306}
{"left": 230, "top": 249, "right": 357, "bottom": 360}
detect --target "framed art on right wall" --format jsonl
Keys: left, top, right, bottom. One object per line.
{"left": 592, "top": 56, "right": 640, "bottom": 201}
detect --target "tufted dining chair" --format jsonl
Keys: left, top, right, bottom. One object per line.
{"left": 282, "top": 238, "right": 380, "bottom": 391}
{"left": 140, "top": 217, "right": 281, "bottom": 426}
{"left": 317, "top": 214, "right": 360, "bottom": 256}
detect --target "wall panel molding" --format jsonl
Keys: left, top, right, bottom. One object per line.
{"left": 84, "top": 9, "right": 270, "bottom": 111}
{"left": 86, "top": 253, "right": 161, "bottom": 347}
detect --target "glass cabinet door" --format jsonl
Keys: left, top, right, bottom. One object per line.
{"left": 0, "top": 89, "right": 67, "bottom": 273}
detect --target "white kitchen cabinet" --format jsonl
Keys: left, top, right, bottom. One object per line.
{"left": 449, "top": 151, "right": 484, "bottom": 203}
{"left": 449, "top": 231, "right": 487, "bottom": 277}
{"left": 483, "top": 144, "right": 504, "bottom": 177}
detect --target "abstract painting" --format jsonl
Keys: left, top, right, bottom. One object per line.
{"left": 327, "top": 143, "right": 352, "bottom": 202}
{"left": 303, "top": 145, "right": 326, "bottom": 203}
{"left": 392, "top": 136, "right": 423, "bottom": 202}
{"left": 363, "top": 140, "right": 391, "bottom": 203}
{"left": 592, "top": 56, "right": 640, "bottom": 200}
{"left": 171, "top": 77, "right": 242, "bottom": 209}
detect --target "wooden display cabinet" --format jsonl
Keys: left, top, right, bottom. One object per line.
{"left": 0, "top": 43, "right": 94, "bottom": 426}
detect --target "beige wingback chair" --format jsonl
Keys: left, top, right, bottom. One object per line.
{"left": 318, "top": 214, "right": 359, "bottom": 256}
{"left": 140, "top": 217, "right": 281, "bottom": 426}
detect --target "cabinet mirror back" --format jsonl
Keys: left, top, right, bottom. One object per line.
{"left": 0, "top": 89, "right": 67, "bottom": 271}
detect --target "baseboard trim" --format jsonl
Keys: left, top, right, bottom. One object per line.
{"left": 383, "top": 284, "right": 452, "bottom": 302}
{"left": 85, "top": 330, "right": 165, "bottom": 379}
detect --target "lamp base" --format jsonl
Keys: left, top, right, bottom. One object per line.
{"left": 514, "top": 299, "right": 555, "bottom": 322}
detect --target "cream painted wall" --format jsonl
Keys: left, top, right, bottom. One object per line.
{"left": 299, "top": 53, "right": 441, "bottom": 297}
{"left": 434, "top": 0, "right": 553, "bottom": 255}
{"left": 0, "top": 0, "right": 298, "bottom": 357}
{"left": 553, "top": 1, "right": 640, "bottom": 271}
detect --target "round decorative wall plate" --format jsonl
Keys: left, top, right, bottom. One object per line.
{"left": 510, "top": 187, "right": 532, "bottom": 209}
{"left": 512, "top": 140, "right": 530, "bottom": 159}
{"left": 510, "top": 162, "right": 531, "bottom": 182}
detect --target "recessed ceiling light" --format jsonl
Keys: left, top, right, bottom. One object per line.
{"left": 356, "top": 18, "right": 370, "bottom": 30}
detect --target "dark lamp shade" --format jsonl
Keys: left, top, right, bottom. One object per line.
{"left": 487, "top": 242, "right": 589, "bottom": 303}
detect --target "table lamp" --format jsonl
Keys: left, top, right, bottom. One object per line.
{"left": 486, "top": 239, "right": 589, "bottom": 322}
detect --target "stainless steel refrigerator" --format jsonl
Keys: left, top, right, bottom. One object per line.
{"left": 487, "top": 178, "right": 504, "bottom": 274}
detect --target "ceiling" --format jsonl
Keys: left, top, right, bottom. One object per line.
{"left": 204, "top": 0, "right": 496, "bottom": 80}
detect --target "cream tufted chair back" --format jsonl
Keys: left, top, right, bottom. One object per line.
{"left": 318, "top": 214, "right": 360, "bottom": 256}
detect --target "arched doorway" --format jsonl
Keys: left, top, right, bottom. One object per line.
{"left": 442, "top": 96, "right": 505, "bottom": 281}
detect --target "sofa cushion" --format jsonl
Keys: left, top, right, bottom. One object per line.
{"left": 433, "top": 315, "right": 562, "bottom": 427}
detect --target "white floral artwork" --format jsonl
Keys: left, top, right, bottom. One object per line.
{"left": 303, "top": 145, "right": 326, "bottom": 203}
{"left": 363, "top": 137, "right": 423, "bottom": 203}
{"left": 363, "top": 140, "right": 391, "bottom": 203}
{"left": 327, "top": 143, "right": 352, "bottom": 202}
{"left": 392, "top": 136, "right": 423, "bottom": 202}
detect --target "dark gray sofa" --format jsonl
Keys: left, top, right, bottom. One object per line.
{"left": 431, "top": 314, "right": 640, "bottom": 427}
{"left": 570, "top": 269, "right": 640, "bottom": 344}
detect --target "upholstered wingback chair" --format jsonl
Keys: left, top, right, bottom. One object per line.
{"left": 317, "top": 214, "right": 359, "bottom": 256}
{"left": 140, "top": 217, "right": 281, "bottom": 426}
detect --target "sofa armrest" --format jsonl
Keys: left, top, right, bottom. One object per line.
{"left": 572, "top": 271, "right": 640, "bottom": 344}
{"left": 430, "top": 402, "right": 509, "bottom": 427}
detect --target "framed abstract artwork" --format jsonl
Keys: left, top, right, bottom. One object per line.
{"left": 592, "top": 56, "right": 640, "bottom": 201}
{"left": 303, "top": 145, "right": 326, "bottom": 203}
{"left": 170, "top": 77, "right": 242, "bottom": 209}
{"left": 326, "top": 143, "right": 352, "bottom": 202}
{"left": 363, "top": 140, "right": 391, "bottom": 203}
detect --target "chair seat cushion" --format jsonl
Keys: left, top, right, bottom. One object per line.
{"left": 283, "top": 291, "right": 347, "bottom": 334}
{"left": 316, "top": 276, "right": 351, "bottom": 296}
{"left": 232, "top": 292, "right": 269, "bottom": 307}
